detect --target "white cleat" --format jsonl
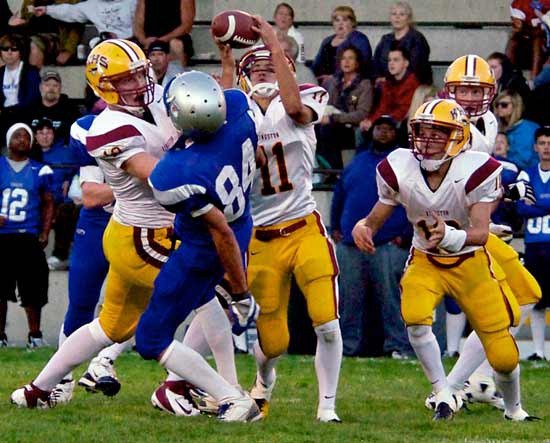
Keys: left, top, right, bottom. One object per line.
{"left": 50, "top": 379, "right": 75, "bottom": 405}
{"left": 504, "top": 408, "right": 541, "bottom": 422}
{"left": 249, "top": 371, "right": 276, "bottom": 419}
{"left": 151, "top": 381, "right": 201, "bottom": 417}
{"left": 317, "top": 408, "right": 342, "bottom": 423}
{"left": 464, "top": 375, "right": 505, "bottom": 410}
{"left": 11, "top": 384, "right": 53, "bottom": 409}
{"left": 189, "top": 387, "right": 219, "bottom": 415}
{"left": 78, "top": 356, "right": 121, "bottom": 396}
{"left": 217, "top": 394, "right": 261, "bottom": 423}
{"left": 432, "top": 389, "right": 462, "bottom": 421}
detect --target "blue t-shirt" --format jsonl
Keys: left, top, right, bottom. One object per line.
{"left": 150, "top": 89, "right": 258, "bottom": 250}
{"left": 0, "top": 156, "right": 53, "bottom": 235}
{"left": 41, "top": 141, "right": 78, "bottom": 204}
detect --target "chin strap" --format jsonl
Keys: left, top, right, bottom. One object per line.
{"left": 249, "top": 82, "right": 279, "bottom": 99}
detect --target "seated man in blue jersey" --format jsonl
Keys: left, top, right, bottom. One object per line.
{"left": 134, "top": 71, "right": 261, "bottom": 422}
{"left": 0, "top": 123, "right": 54, "bottom": 349}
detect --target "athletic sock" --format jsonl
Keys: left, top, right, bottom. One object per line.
{"left": 253, "top": 340, "right": 278, "bottom": 387}
{"left": 408, "top": 325, "right": 448, "bottom": 393}
{"left": 530, "top": 308, "right": 546, "bottom": 357}
{"left": 447, "top": 331, "right": 486, "bottom": 391}
{"left": 495, "top": 366, "right": 521, "bottom": 416}
{"left": 57, "top": 325, "right": 72, "bottom": 381}
{"left": 97, "top": 338, "right": 133, "bottom": 362}
{"left": 34, "top": 319, "right": 112, "bottom": 391}
{"left": 445, "top": 312, "right": 466, "bottom": 355}
{"left": 314, "top": 320, "right": 342, "bottom": 411}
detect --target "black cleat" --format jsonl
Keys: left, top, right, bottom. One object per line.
{"left": 433, "top": 402, "right": 454, "bottom": 421}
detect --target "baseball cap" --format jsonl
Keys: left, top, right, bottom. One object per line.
{"left": 147, "top": 40, "right": 170, "bottom": 55}
{"left": 372, "top": 115, "right": 397, "bottom": 129}
{"left": 34, "top": 117, "right": 55, "bottom": 131}
{"left": 41, "top": 70, "right": 61, "bottom": 83}
{"left": 535, "top": 125, "right": 550, "bottom": 141}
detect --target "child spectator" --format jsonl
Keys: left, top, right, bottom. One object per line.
{"left": 516, "top": 126, "right": 550, "bottom": 360}
{"left": 0, "top": 123, "right": 54, "bottom": 348}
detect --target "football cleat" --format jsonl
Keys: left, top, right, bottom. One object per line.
{"left": 250, "top": 372, "right": 276, "bottom": 419}
{"left": 432, "top": 389, "right": 461, "bottom": 421}
{"left": 189, "top": 387, "right": 219, "bottom": 415}
{"left": 0, "top": 333, "right": 8, "bottom": 348}
{"left": 78, "top": 356, "right": 121, "bottom": 396}
{"left": 217, "top": 394, "right": 261, "bottom": 423}
{"left": 527, "top": 353, "right": 546, "bottom": 361}
{"left": 317, "top": 408, "right": 342, "bottom": 423}
{"left": 463, "top": 375, "right": 505, "bottom": 410}
{"left": 11, "top": 383, "right": 54, "bottom": 409}
{"left": 27, "top": 333, "right": 46, "bottom": 350}
{"left": 50, "top": 379, "right": 75, "bottom": 405}
{"left": 504, "top": 408, "right": 541, "bottom": 422}
{"left": 151, "top": 381, "right": 201, "bottom": 417}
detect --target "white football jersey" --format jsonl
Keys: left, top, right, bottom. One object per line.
{"left": 470, "top": 111, "right": 498, "bottom": 154}
{"left": 377, "top": 149, "right": 502, "bottom": 256}
{"left": 86, "top": 85, "right": 179, "bottom": 228}
{"left": 249, "top": 84, "right": 328, "bottom": 226}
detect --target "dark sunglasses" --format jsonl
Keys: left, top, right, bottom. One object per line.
{"left": 495, "top": 101, "right": 511, "bottom": 109}
{"left": 0, "top": 46, "right": 19, "bottom": 52}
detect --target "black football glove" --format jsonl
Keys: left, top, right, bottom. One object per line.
{"left": 504, "top": 181, "right": 536, "bottom": 205}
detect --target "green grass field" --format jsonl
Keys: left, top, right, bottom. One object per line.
{"left": 0, "top": 349, "right": 548, "bottom": 442}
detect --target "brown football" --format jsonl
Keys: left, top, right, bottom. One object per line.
{"left": 211, "top": 10, "right": 260, "bottom": 49}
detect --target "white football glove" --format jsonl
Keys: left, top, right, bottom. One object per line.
{"left": 489, "top": 223, "right": 513, "bottom": 243}
{"left": 229, "top": 292, "right": 260, "bottom": 336}
{"left": 504, "top": 181, "right": 536, "bottom": 205}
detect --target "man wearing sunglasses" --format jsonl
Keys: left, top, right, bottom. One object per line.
{"left": 0, "top": 34, "right": 41, "bottom": 144}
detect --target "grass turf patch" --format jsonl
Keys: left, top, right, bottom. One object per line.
{"left": 0, "top": 349, "right": 548, "bottom": 442}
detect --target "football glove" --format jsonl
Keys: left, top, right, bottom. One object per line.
{"left": 229, "top": 292, "right": 260, "bottom": 336}
{"left": 504, "top": 181, "right": 536, "bottom": 204}
{"left": 489, "top": 223, "right": 513, "bottom": 243}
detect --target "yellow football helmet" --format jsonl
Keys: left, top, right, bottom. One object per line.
{"left": 444, "top": 54, "right": 495, "bottom": 117}
{"left": 237, "top": 45, "right": 296, "bottom": 97}
{"left": 86, "top": 39, "right": 154, "bottom": 108}
{"left": 410, "top": 99, "right": 471, "bottom": 171}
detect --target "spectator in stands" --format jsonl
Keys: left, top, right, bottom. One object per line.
{"left": 492, "top": 132, "right": 523, "bottom": 230}
{"left": 516, "top": 126, "right": 550, "bottom": 361}
{"left": 373, "top": 1, "right": 432, "bottom": 86}
{"left": 317, "top": 45, "right": 373, "bottom": 169}
{"left": 493, "top": 90, "right": 539, "bottom": 170}
{"left": 396, "top": 83, "right": 438, "bottom": 145}
{"left": 359, "top": 46, "right": 419, "bottom": 132}
{"left": 273, "top": 2, "right": 305, "bottom": 63}
{"left": 506, "top": 0, "right": 550, "bottom": 79}
{"left": 487, "top": 52, "right": 530, "bottom": 102}
{"left": 331, "top": 115, "right": 412, "bottom": 358}
{"left": 28, "top": 70, "right": 80, "bottom": 144}
{"left": 147, "top": 40, "right": 185, "bottom": 87}
{"left": 278, "top": 33, "right": 317, "bottom": 85}
{"left": 133, "top": 0, "right": 195, "bottom": 67}
{"left": 33, "top": 0, "right": 137, "bottom": 41}
{"left": 1, "top": 0, "right": 12, "bottom": 39}
{"left": 34, "top": 118, "right": 78, "bottom": 271}
{"left": 311, "top": 5, "right": 372, "bottom": 83}
{"left": 0, "top": 34, "right": 40, "bottom": 145}
{"left": 8, "top": 0, "right": 83, "bottom": 68}
{"left": 0, "top": 123, "right": 54, "bottom": 348}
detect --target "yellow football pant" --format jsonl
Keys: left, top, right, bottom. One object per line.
{"left": 99, "top": 219, "right": 174, "bottom": 342}
{"left": 401, "top": 248, "right": 520, "bottom": 373}
{"left": 248, "top": 212, "right": 339, "bottom": 358}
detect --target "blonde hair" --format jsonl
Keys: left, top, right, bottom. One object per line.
{"left": 391, "top": 1, "right": 414, "bottom": 23}
{"left": 493, "top": 90, "right": 524, "bottom": 131}
{"left": 331, "top": 6, "right": 357, "bottom": 28}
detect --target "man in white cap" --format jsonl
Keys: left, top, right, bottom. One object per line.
{"left": 0, "top": 123, "right": 54, "bottom": 349}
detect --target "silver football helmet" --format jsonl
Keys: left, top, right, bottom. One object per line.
{"left": 163, "top": 71, "right": 227, "bottom": 138}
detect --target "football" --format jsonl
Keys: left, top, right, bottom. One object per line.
{"left": 211, "top": 9, "right": 260, "bottom": 48}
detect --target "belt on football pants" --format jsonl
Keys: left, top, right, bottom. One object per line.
{"left": 254, "top": 219, "right": 307, "bottom": 241}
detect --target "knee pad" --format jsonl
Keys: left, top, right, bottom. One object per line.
{"left": 314, "top": 319, "right": 341, "bottom": 344}
{"left": 483, "top": 330, "right": 519, "bottom": 374}
{"left": 257, "top": 316, "right": 289, "bottom": 359}
{"left": 407, "top": 325, "right": 433, "bottom": 346}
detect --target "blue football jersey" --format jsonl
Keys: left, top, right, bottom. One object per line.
{"left": 70, "top": 115, "right": 112, "bottom": 224}
{"left": 0, "top": 156, "right": 53, "bottom": 235}
{"left": 150, "top": 89, "right": 258, "bottom": 247}
{"left": 518, "top": 165, "right": 550, "bottom": 244}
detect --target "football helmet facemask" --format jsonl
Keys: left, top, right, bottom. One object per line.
{"left": 86, "top": 39, "right": 154, "bottom": 112}
{"left": 444, "top": 54, "right": 495, "bottom": 117}
{"left": 237, "top": 45, "right": 296, "bottom": 98}
{"left": 410, "top": 99, "right": 471, "bottom": 171}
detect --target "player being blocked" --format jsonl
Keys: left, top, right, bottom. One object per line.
{"left": 134, "top": 71, "right": 261, "bottom": 423}
{"left": 352, "top": 99, "right": 538, "bottom": 422}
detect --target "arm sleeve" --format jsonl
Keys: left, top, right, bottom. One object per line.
{"left": 79, "top": 165, "right": 105, "bottom": 185}
{"left": 87, "top": 128, "right": 147, "bottom": 169}
{"left": 46, "top": 3, "right": 89, "bottom": 23}
{"left": 465, "top": 165, "right": 503, "bottom": 205}
{"left": 376, "top": 160, "right": 400, "bottom": 206}
{"left": 38, "top": 165, "right": 54, "bottom": 193}
{"left": 300, "top": 85, "right": 329, "bottom": 124}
